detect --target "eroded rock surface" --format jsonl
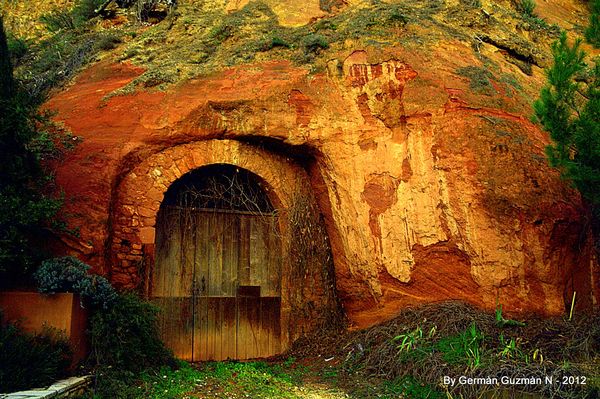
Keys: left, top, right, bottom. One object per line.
{"left": 38, "top": 0, "right": 599, "bottom": 328}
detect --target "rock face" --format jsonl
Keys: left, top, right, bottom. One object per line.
{"left": 41, "top": 0, "right": 599, "bottom": 329}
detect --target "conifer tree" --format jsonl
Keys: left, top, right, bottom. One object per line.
{"left": 534, "top": 33, "right": 600, "bottom": 249}
{"left": 0, "top": 18, "right": 62, "bottom": 281}
{"left": 586, "top": 0, "right": 600, "bottom": 47}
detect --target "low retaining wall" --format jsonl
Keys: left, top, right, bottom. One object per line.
{"left": 0, "top": 292, "right": 88, "bottom": 365}
{"left": 0, "top": 376, "right": 91, "bottom": 399}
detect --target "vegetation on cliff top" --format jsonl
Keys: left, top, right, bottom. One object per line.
{"left": 107, "top": 0, "right": 558, "bottom": 93}
{"left": 1, "top": 0, "right": 563, "bottom": 103}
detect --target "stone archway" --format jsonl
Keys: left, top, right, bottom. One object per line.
{"left": 111, "top": 139, "right": 339, "bottom": 355}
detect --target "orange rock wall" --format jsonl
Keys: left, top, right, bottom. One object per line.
{"left": 47, "top": 41, "right": 599, "bottom": 329}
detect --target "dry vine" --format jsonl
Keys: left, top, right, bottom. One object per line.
{"left": 287, "top": 180, "right": 345, "bottom": 337}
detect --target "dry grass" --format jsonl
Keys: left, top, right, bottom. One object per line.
{"left": 285, "top": 301, "right": 600, "bottom": 399}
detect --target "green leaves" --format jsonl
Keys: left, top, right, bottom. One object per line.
{"left": 0, "top": 19, "right": 73, "bottom": 280}
{"left": 534, "top": 33, "right": 600, "bottom": 207}
{"left": 88, "top": 293, "right": 175, "bottom": 373}
{"left": 35, "top": 257, "right": 118, "bottom": 309}
{"left": 586, "top": 0, "right": 600, "bottom": 47}
{"left": 0, "top": 321, "right": 72, "bottom": 393}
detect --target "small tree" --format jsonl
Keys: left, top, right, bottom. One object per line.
{"left": 0, "top": 17, "right": 64, "bottom": 280}
{"left": 586, "top": 0, "right": 600, "bottom": 48}
{"left": 534, "top": 32, "right": 600, "bottom": 248}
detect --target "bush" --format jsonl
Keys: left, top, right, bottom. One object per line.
{"left": 534, "top": 33, "right": 600, "bottom": 207}
{"left": 35, "top": 257, "right": 117, "bottom": 309}
{"left": 260, "top": 36, "right": 291, "bottom": 51}
{"left": 72, "top": 0, "right": 104, "bottom": 26}
{"left": 0, "top": 18, "right": 65, "bottom": 280}
{"left": 0, "top": 314, "right": 72, "bottom": 393}
{"left": 303, "top": 34, "right": 329, "bottom": 55}
{"left": 83, "top": 293, "right": 176, "bottom": 397}
{"left": 516, "top": 0, "right": 536, "bottom": 17}
{"left": 93, "top": 32, "right": 123, "bottom": 51}
{"left": 88, "top": 293, "right": 175, "bottom": 373}
{"left": 586, "top": 0, "right": 600, "bottom": 48}
{"left": 20, "top": 30, "right": 110, "bottom": 98}
{"left": 6, "top": 33, "right": 27, "bottom": 65}
{"left": 40, "top": 9, "right": 75, "bottom": 33}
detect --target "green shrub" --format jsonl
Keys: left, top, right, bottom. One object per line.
{"left": 35, "top": 257, "right": 117, "bottom": 309}
{"left": 534, "top": 33, "right": 600, "bottom": 207}
{"left": 6, "top": 33, "right": 27, "bottom": 65}
{"left": 20, "top": 28, "right": 123, "bottom": 98}
{"left": 71, "top": 0, "right": 104, "bottom": 26}
{"left": 93, "top": 32, "right": 123, "bottom": 51}
{"left": 88, "top": 293, "right": 175, "bottom": 373}
{"left": 259, "top": 36, "right": 291, "bottom": 51}
{"left": 387, "top": 8, "right": 408, "bottom": 26}
{"left": 0, "top": 314, "right": 72, "bottom": 393}
{"left": 435, "top": 323, "right": 485, "bottom": 369}
{"left": 209, "top": 23, "right": 235, "bottom": 43}
{"left": 0, "top": 18, "right": 66, "bottom": 281}
{"left": 586, "top": 0, "right": 600, "bottom": 47}
{"left": 303, "top": 34, "right": 329, "bottom": 55}
{"left": 516, "top": 0, "right": 536, "bottom": 17}
{"left": 456, "top": 65, "right": 496, "bottom": 95}
{"left": 40, "top": 8, "right": 75, "bottom": 33}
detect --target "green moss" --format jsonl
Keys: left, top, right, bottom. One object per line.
{"left": 456, "top": 65, "right": 496, "bottom": 95}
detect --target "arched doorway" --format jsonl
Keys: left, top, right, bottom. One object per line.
{"left": 152, "top": 164, "right": 282, "bottom": 361}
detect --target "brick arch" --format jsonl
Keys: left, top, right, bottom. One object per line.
{"left": 110, "top": 139, "right": 306, "bottom": 288}
{"left": 110, "top": 140, "right": 314, "bottom": 352}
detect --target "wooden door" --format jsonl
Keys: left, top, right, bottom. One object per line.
{"left": 153, "top": 207, "right": 282, "bottom": 361}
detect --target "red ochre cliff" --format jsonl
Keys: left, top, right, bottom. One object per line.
{"left": 11, "top": 0, "right": 597, "bottom": 328}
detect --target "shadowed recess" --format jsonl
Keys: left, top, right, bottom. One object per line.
{"left": 161, "top": 163, "right": 274, "bottom": 213}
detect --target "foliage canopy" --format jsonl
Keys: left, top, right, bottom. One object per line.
{"left": 586, "top": 0, "right": 600, "bottom": 48}
{"left": 534, "top": 33, "right": 600, "bottom": 209}
{"left": 0, "top": 17, "right": 68, "bottom": 280}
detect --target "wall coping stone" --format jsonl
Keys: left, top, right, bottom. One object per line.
{"left": 0, "top": 376, "right": 92, "bottom": 399}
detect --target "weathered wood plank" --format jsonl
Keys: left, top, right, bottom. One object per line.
{"left": 249, "top": 218, "right": 266, "bottom": 289}
{"left": 238, "top": 217, "right": 251, "bottom": 287}
{"left": 272, "top": 297, "right": 282, "bottom": 354}
{"left": 236, "top": 297, "right": 248, "bottom": 360}
{"left": 207, "top": 213, "right": 223, "bottom": 296}
{"left": 258, "top": 298, "right": 269, "bottom": 357}
{"left": 221, "top": 297, "right": 237, "bottom": 360}
{"left": 177, "top": 211, "right": 196, "bottom": 297}
{"left": 221, "top": 213, "right": 239, "bottom": 297}
{"left": 153, "top": 209, "right": 183, "bottom": 297}
{"left": 206, "top": 297, "right": 219, "bottom": 361}
{"left": 266, "top": 217, "right": 280, "bottom": 297}
{"left": 196, "top": 214, "right": 209, "bottom": 298}
{"left": 193, "top": 296, "right": 208, "bottom": 362}
{"left": 154, "top": 297, "right": 193, "bottom": 361}
{"left": 245, "top": 297, "right": 261, "bottom": 359}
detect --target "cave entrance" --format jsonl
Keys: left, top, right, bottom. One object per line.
{"left": 152, "top": 164, "right": 282, "bottom": 361}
